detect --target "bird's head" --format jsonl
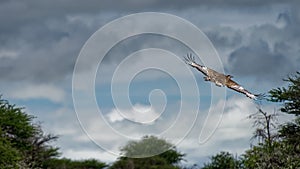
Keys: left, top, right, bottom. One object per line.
{"left": 226, "top": 75, "right": 233, "bottom": 79}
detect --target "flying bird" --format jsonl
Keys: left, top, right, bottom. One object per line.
{"left": 184, "top": 54, "right": 259, "bottom": 99}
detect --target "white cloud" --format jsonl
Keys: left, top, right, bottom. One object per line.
{"left": 7, "top": 84, "right": 65, "bottom": 102}
{"left": 106, "top": 103, "right": 160, "bottom": 124}
{"left": 219, "top": 96, "right": 254, "bottom": 137}
{"left": 38, "top": 106, "right": 124, "bottom": 161}
{"left": 63, "top": 149, "right": 117, "bottom": 163}
{"left": 204, "top": 96, "right": 255, "bottom": 143}
{"left": 106, "top": 109, "right": 124, "bottom": 123}
{"left": 177, "top": 96, "right": 257, "bottom": 164}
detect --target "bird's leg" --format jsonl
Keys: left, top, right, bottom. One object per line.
{"left": 204, "top": 76, "right": 210, "bottom": 81}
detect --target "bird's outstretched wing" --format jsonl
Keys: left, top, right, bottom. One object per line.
{"left": 184, "top": 53, "right": 208, "bottom": 76}
{"left": 184, "top": 53, "right": 261, "bottom": 100}
{"left": 226, "top": 78, "right": 258, "bottom": 99}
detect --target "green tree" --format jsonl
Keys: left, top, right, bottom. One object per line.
{"left": 202, "top": 151, "right": 241, "bottom": 169}
{"left": 242, "top": 141, "right": 290, "bottom": 169}
{"left": 0, "top": 96, "right": 59, "bottom": 168}
{"left": 27, "top": 125, "right": 60, "bottom": 168}
{"left": 43, "top": 158, "right": 107, "bottom": 169}
{"left": 110, "top": 135, "right": 185, "bottom": 169}
{"left": 242, "top": 108, "right": 282, "bottom": 169}
{"left": 242, "top": 72, "right": 300, "bottom": 168}
{"left": 0, "top": 132, "right": 22, "bottom": 169}
{"left": 269, "top": 72, "right": 300, "bottom": 116}
{"left": 269, "top": 72, "right": 300, "bottom": 167}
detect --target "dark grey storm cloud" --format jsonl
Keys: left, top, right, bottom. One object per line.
{"left": 228, "top": 40, "right": 292, "bottom": 80}
{"left": 0, "top": 0, "right": 297, "bottom": 31}
{"left": 0, "top": 17, "right": 93, "bottom": 82}
{"left": 227, "top": 10, "right": 300, "bottom": 82}
{"left": 206, "top": 27, "right": 243, "bottom": 49}
{"left": 0, "top": 0, "right": 299, "bottom": 83}
{"left": 102, "top": 34, "right": 192, "bottom": 64}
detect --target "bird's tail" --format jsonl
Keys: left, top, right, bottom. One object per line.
{"left": 253, "top": 93, "right": 266, "bottom": 100}
{"left": 245, "top": 92, "right": 266, "bottom": 100}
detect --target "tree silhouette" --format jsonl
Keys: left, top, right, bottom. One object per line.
{"left": 110, "top": 135, "right": 184, "bottom": 169}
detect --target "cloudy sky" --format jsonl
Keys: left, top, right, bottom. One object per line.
{"left": 1, "top": 0, "right": 299, "bottom": 166}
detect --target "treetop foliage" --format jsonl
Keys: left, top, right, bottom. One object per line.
{"left": 111, "top": 135, "right": 184, "bottom": 169}
{"left": 269, "top": 71, "right": 300, "bottom": 116}
{"left": 121, "top": 135, "right": 174, "bottom": 158}
{"left": 0, "top": 96, "right": 59, "bottom": 168}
